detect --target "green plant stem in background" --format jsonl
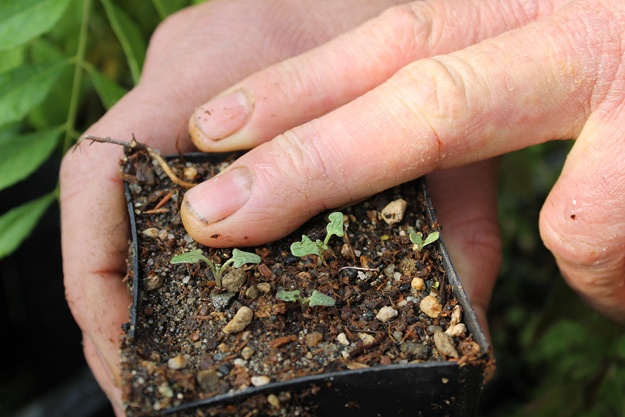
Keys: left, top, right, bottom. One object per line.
{"left": 63, "top": 0, "right": 91, "bottom": 154}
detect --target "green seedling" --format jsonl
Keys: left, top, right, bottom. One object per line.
{"left": 408, "top": 229, "right": 440, "bottom": 251}
{"left": 276, "top": 289, "right": 336, "bottom": 307}
{"left": 290, "top": 212, "right": 344, "bottom": 264}
{"left": 170, "top": 248, "right": 261, "bottom": 287}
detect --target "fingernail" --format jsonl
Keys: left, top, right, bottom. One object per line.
{"left": 183, "top": 167, "right": 252, "bottom": 225}
{"left": 192, "top": 90, "right": 251, "bottom": 141}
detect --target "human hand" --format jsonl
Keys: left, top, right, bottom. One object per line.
{"left": 59, "top": 0, "right": 406, "bottom": 414}
{"left": 181, "top": 0, "right": 625, "bottom": 328}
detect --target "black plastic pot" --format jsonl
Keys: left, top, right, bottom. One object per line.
{"left": 123, "top": 153, "right": 493, "bottom": 417}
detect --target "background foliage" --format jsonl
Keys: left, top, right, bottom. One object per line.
{"left": 0, "top": 1, "right": 623, "bottom": 416}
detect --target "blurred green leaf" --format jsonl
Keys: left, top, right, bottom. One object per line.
{"left": 30, "top": 36, "right": 65, "bottom": 64}
{"left": 0, "top": 0, "right": 72, "bottom": 50}
{"left": 86, "top": 64, "right": 127, "bottom": 109}
{"left": 0, "top": 61, "right": 68, "bottom": 126}
{"left": 0, "top": 192, "right": 56, "bottom": 259}
{"left": 100, "top": 0, "right": 146, "bottom": 84}
{"left": 0, "top": 127, "right": 61, "bottom": 191}
{"left": 0, "top": 45, "right": 25, "bottom": 74}
{"left": 26, "top": 39, "right": 74, "bottom": 129}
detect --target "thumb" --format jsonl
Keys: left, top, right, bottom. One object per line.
{"left": 539, "top": 111, "right": 625, "bottom": 322}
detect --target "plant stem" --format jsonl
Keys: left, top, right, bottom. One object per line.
{"left": 63, "top": 0, "right": 92, "bottom": 154}
{"left": 151, "top": 0, "right": 168, "bottom": 20}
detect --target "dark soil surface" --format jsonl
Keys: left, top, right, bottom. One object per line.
{"left": 117, "top": 142, "right": 488, "bottom": 417}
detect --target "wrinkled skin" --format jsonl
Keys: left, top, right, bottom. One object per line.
{"left": 60, "top": 0, "right": 625, "bottom": 414}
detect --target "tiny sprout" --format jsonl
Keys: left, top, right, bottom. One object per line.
{"left": 170, "top": 248, "right": 261, "bottom": 287}
{"left": 290, "top": 212, "right": 344, "bottom": 264}
{"left": 276, "top": 289, "right": 336, "bottom": 307}
{"left": 409, "top": 229, "right": 440, "bottom": 251}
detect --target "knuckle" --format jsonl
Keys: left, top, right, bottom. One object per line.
{"left": 384, "top": 56, "right": 478, "bottom": 166}
{"left": 375, "top": 3, "right": 436, "bottom": 52}
{"left": 265, "top": 129, "right": 349, "bottom": 210}
{"left": 398, "top": 56, "right": 475, "bottom": 122}
{"left": 269, "top": 130, "right": 329, "bottom": 185}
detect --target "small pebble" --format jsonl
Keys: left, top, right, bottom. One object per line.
{"left": 446, "top": 323, "right": 467, "bottom": 337}
{"left": 434, "top": 330, "right": 459, "bottom": 358}
{"left": 241, "top": 346, "right": 255, "bottom": 360}
{"left": 337, "top": 333, "right": 350, "bottom": 346}
{"left": 380, "top": 199, "right": 407, "bottom": 225}
{"left": 383, "top": 264, "right": 396, "bottom": 279}
{"left": 400, "top": 341, "right": 429, "bottom": 359}
{"left": 411, "top": 277, "right": 425, "bottom": 292}
{"left": 446, "top": 305, "right": 463, "bottom": 328}
{"left": 157, "top": 229, "right": 169, "bottom": 241}
{"left": 267, "top": 393, "right": 281, "bottom": 410}
{"left": 167, "top": 355, "right": 187, "bottom": 370}
{"left": 145, "top": 274, "right": 163, "bottom": 291}
{"left": 358, "top": 333, "right": 376, "bottom": 345}
{"left": 183, "top": 166, "right": 198, "bottom": 180}
{"left": 427, "top": 325, "right": 442, "bottom": 334}
{"left": 304, "top": 332, "right": 323, "bottom": 347}
{"left": 142, "top": 228, "right": 159, "bottom": 238}
{"left": 251, "top": 375, "right": 271, "bottom": 387}
{"left": 376, "top": 306, "right": 398, "bottom": 323}
{"left": 197, "top": 369, "right": 220, "bottom": 392}
{"left": 233, "top": 358, "right": 247, "bottom": 367}
{"left": 245, "top": 285, "right": 260, "bottom": 299}
{"left": 420, "top": 295, "right": 442, "bottom": 318}
{"left": 222, "top": 269, "right": 247, "bottom": 292}
{"left": 158, "top": 383, "right": 174, "bottom": 398}
{"left": 257, "top": 282, "right": 272, "bottom": 293}
{"left": 223, "top": 306, "right": 254, "bottom": 334}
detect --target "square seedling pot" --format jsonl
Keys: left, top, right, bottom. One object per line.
{"left": 119, "top": 148, "right": 494, "bottom": 417}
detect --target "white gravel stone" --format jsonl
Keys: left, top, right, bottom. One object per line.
{"left": 142, "top": 228, "right": 159, "bottom": 238}
{"left": 267, "top": 393, "right": 281, "bottom": 409}
{"left": 251, "top": 375, "right": 271, "bottom": 387}
{"left": 358, "top": 333, "right": 376, "bottom": 345}
{"left": 222, "top": 306, "right": 253, "bottom": 334}
{"left": 336, "top": 332, "right": 350, "bottom": 346}
{"left": 419, "top": 295, "right": 442, "bottom": 318}
{"left": 446, "top": 323, "right": 467, "bottom": 337}
{"left": 376, "top": 306, "right": 398, "bottom": 322}
{"left": 167, "top": 355, "right": 187, "bottom": 370}
{"left": 380, "top": 199, "right": 407, "bottom": 225}
{"left": 434, "top": 330, "right": 459, "bottom": 358}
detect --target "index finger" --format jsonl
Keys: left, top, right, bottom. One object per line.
{"left": 181, "top": 0, "right": 608, "bottom": 246}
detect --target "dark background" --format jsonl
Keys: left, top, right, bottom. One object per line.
{"left": 0, "top": 156, "right": 114, "bottom": 417}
